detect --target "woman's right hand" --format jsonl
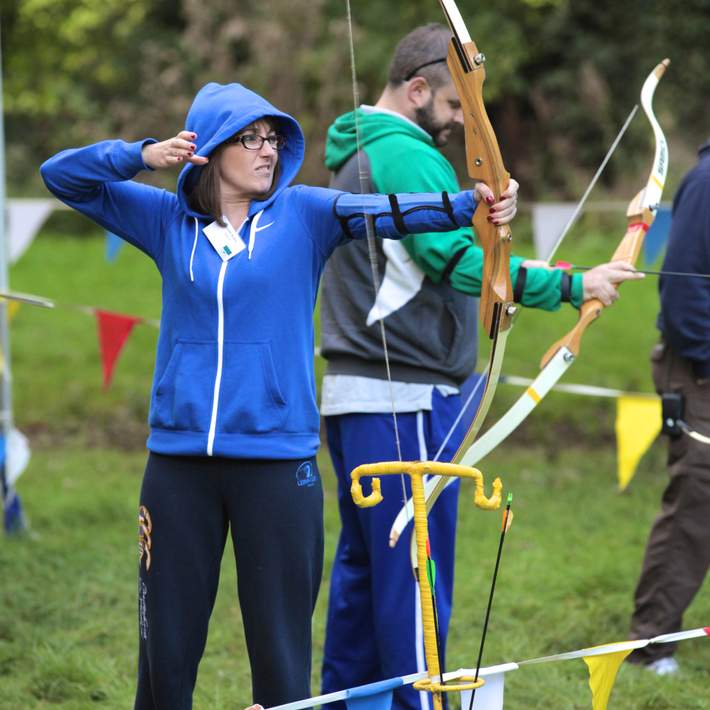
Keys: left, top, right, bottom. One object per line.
{"left": 142, "top": 131, "right": 209, "bottom": 170}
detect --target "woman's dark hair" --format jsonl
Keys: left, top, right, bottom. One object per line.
{"left": 187, "top": 118, "right": 282, "bottom": 226}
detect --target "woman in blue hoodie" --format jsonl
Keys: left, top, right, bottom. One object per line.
{"left": 40, "top": 82, "right": 518, "bottom": 709}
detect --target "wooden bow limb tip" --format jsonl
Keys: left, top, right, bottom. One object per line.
{"left": 351, "top": 461, "right": 503, "bottom": 709}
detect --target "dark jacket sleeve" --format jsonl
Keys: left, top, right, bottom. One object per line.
{"left": 657, "top": 172, "right": 710, "bottom": 378}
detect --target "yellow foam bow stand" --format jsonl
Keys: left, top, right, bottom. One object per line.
{"left": 350, "top": 461, "right": 503, "bottom": 710}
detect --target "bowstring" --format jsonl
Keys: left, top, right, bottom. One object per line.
{"left": 344, "top": 2, "right": 407, "bottom": 510}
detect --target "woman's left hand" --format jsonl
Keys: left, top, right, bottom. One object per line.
{"left": 474, "top": 179, "right": 519, "bottom": 225}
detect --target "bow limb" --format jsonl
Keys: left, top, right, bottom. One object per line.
{"left": 540, "top": 58, "right": 670, "bottom": 368}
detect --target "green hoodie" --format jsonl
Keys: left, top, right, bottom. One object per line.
{"left": 325, "top": 108, "right": 583, "bottom": 310}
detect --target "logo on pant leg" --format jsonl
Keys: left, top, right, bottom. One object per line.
{"left": 138, "top": 505, "right": 153, "bottom": 571}
{"left": 138, "top": 580, "right": 149, "bottom": 640}
{"left": 296, "top": 461, "right": 317, "bottom": 487}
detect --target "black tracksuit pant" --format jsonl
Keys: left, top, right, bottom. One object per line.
{"left": 134, "top": 452, "right": 324, "bottom": 709}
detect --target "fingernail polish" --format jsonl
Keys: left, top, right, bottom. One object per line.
{"left": 187, "top": 153, "right": 193, "bottom": 158}
{"left": 493, "top": 219, "right": 500, "bottom": 225}
{"left": 489, "top": 207, "right": 496, "bottom": 214}
{"left": 487, "top": 216, "right": 493, "bottom": 223}
{"left": 190, "top": 144, "right": 196, "bottom": 150}
{"left": 486, "top": 196, "right": 494, "bottom": 205}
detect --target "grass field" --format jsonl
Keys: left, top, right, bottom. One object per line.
{"left": 0, "top": 216, "right": 708, "bottom": 708}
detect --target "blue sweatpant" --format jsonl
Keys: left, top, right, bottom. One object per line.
{"left": 134, "top": 453, "right": 323, "bottom": 709}
{"left": 321, "top": 381, "right": 482, "bottom": 710}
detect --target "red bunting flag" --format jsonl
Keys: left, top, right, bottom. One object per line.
{"left": 95, "top": 310, "right": 142, "bottom": 389}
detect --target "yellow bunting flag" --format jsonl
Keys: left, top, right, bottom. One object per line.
{"left": 615, "top": 395, "right": 662, "bottom": 491}
{"left": 7, "top": 301, "right": 20, "bottom": 322}
{"left": 583, "top": 648, "right": 633, "bottom": 710}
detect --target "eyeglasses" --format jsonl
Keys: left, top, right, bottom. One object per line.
{"left": 225, "top": 133, "right": 286, "bottom": 151}
{"left": 404, "top": 57, "right": 448, "bottom": 81}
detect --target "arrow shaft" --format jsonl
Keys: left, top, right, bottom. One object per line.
{"left": 568, "top": 264, "right": 710, "bottom": 280}
{"left": 468, "top": 501, "right": 512, "bottom": 710}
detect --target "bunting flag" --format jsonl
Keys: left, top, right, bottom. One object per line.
{"left": 460, "top": 668, "right": 511, "bottom": 710}
{"left": 95, "top": 310, "right": 142, "bottom": 389}
{"left": 583, "top": 648, "right": 633, "bottom": 710}
{"left": 0, "top": 429, "right": 30, "bottom": 534}
{"left": 3, "top": 427, "right": 30, "bottom": 488}
{"left": 344, "top": 678, "right": 404, "bottom": 710}
{"left": 5, "top": 300, "right": 20, "bottom": 322}
{"left": 3, "top": 486, "right": 25, "bottom": 534}
{"left": 531, "top": 203, "right": 577, "bottom": 260}
{"left": 7, "top": 198, "right": 54, "bottom": 263}
{"left": 642, "top": 206, "right": 671, "bottom": 266}
{"left": 615, "top": 395, "right": 662, "bottom": 490}
{"left": 105, "top": 231, "right": 125, "bottom": 262}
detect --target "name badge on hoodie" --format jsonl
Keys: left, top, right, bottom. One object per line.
{"left": 203, "top": 218, "right": 246, "bottom": 261}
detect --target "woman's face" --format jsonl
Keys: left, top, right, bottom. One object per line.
{"left": 218, "top": 119, "right": 281, "bottom": 200}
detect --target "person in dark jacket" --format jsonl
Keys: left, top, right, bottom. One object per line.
{"left": 628, "top": 138, "right": 710, "bottom": 676}
{"left": 40, "top": 82, "right": 519, "bottom": 709}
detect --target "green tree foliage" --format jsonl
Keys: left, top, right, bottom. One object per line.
{"left": 3, "top": 0, "right": 709, "bottom": 194}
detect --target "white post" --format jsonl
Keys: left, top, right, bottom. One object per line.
{"left": 0, "top": 28, "right": 24, "bottom": 533}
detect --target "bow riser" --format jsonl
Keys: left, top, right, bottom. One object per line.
{"left": 539, "top": 218, "right": 651, "bottom": 366}
{"left": 447, "top": 40, "right": 514, "bottom": 336}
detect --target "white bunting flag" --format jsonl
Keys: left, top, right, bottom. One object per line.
{"left": 7, "top": 198, "right": 54, "bottom": 264}
{"left": 531, "top": 203, "right": 577, "bottom": 260}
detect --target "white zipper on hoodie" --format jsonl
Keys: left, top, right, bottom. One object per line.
{"left": 206, "top": 211, "right": 263, "bottom": 456}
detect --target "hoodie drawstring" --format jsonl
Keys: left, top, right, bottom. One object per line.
{"left": 190, "top": 218, "right": 199, "bottom": 282}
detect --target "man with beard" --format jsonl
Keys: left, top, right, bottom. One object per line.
{"left": 319, "top": 23, "right": 641, "bottom": 710}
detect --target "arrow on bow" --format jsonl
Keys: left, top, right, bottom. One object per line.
{"left": 389, "top": 58, "right": 671, "bottom": 546}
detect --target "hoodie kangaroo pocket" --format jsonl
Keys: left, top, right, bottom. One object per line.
{"left": 150, "top": 340, "right": 216, "bottom": 432}
{"left": 218, "top": 341, "right": 287, "bottom": 434}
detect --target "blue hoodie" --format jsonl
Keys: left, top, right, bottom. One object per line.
{"left": 41, "top": 83, "right": 478, "bottom": 459}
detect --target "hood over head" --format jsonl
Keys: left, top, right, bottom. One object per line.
{"left": 177, "top": 82, "right": 305, "bottom": 217}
